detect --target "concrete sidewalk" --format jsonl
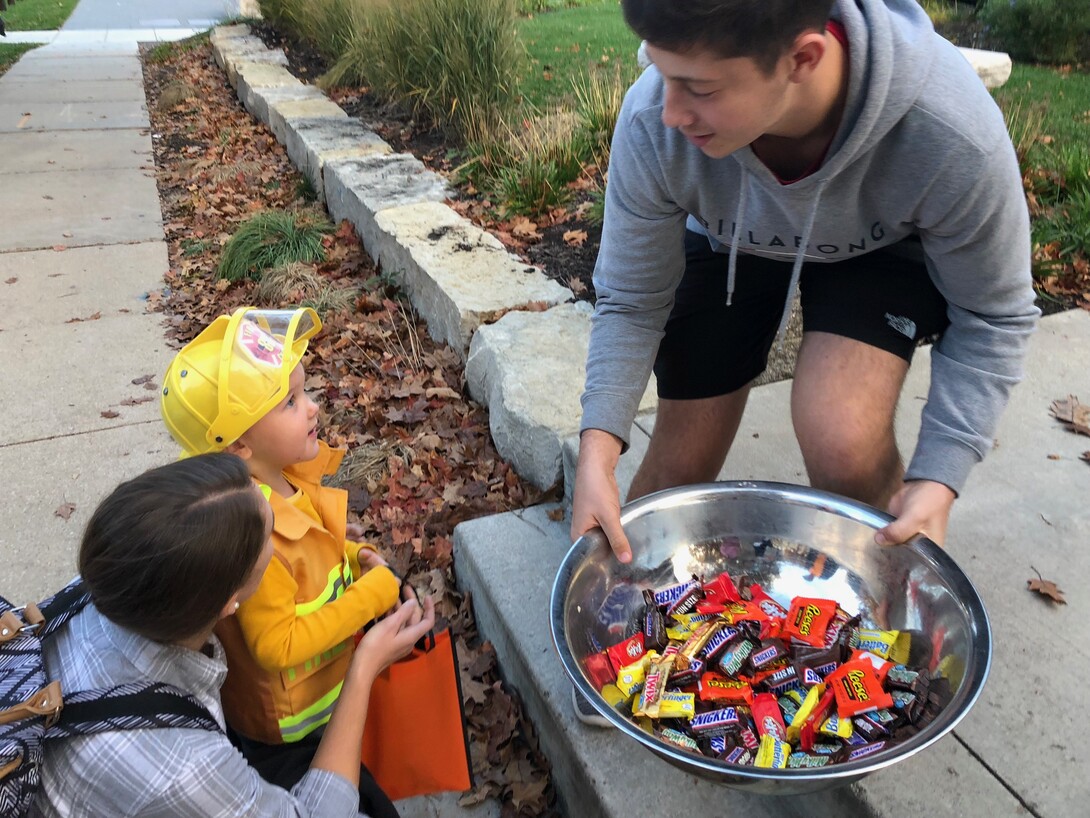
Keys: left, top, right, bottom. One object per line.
{"left": 456, "top": 309, "right": 1090, "bottom": 818}
{"left": 0, "top": 34, "right": 180, "bottom": 603}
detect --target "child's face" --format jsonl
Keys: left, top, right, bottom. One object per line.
{"left": 646, "top": 43, "right": 795, "bottom": 159}
{"left": 238, "top": 363, "right": 320, "bottom": 472}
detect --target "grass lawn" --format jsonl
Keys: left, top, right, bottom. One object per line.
{"left": 996, "top": 64, "right": 1090, "bottom": 157}
{"left": 0, "top": 42, "right": 36, "bottom": 77}
{"left": 2, "top": 0, "right": 80, "bottom": 31}
{"left": 517, "top": 0, "right": 638, "bottom": 109}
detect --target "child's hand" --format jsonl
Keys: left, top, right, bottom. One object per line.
{"left": 354, "top": 596, "right": 436, "bottom": 679}
{"left": 357, "top": 547, "right": 389, "bottom": 572}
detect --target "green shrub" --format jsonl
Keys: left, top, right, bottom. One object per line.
{"left": 218, "top": 210, "right": 333, "bottom": 282}
{"left": 980, "top": 0, "right": 1090, "bottom": 65}
{"left": 321, "top": 0, "right": 524, "bottom": 139}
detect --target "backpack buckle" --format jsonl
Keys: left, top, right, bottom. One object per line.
{"left": 0, "top": 604, "right": 45, "bottom": 643}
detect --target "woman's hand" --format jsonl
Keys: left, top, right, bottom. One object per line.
{"left": 353, "top": 596, "right": 435, "bottom": 680}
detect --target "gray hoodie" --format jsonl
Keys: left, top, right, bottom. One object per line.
{"left": 581, "top": 0, "right": 1039, "bottom": 494}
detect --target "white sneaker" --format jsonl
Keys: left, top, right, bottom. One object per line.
{"left": 571, "top": 687, "right": 613, "bottom": 728}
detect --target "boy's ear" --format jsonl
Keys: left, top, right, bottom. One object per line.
{"left": 787, "top": 31, "right": 827, "bottom": 82}
{"left": 226, "top": 439, "right": 252, "bottom": 460}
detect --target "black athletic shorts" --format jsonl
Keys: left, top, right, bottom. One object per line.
{"left": 653, "top": 231, "right": 951, "bottom": 400}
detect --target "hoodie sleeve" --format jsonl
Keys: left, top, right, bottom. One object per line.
{"left": 907, "top": 131, "right": 1039, "bottom": 493}
{"left": 580, "top": 81, "right": 689, "bottom": 447}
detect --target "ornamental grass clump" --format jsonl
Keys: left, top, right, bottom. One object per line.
{"left": 218, "top": 210, "right": 333, "bottom": 282}
{"left": 320, "top": 0, "right": 524, "bottom": 140}
{"left": 572, "top": 62, "right": 637, "bottom": 167}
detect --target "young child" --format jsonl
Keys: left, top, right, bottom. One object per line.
{"left": 33, "top": 452, "right": 433, "bottom": 818}
{"left": 160, "top": 307, "right": 406, "bottom": 818}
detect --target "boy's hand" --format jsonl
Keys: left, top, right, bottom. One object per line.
{"left": 571, "top": 429, "right": 632, "bottom": 563}
{"left": 875, "top": 480, "right": 956, "bottom": 546}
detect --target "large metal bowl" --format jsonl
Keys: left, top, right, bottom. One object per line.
{"left": 550, "top": 481, "right": 991, "bottom": 795}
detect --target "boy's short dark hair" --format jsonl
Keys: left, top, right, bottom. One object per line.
{"left": 622, "top": 0, "right": 836, "bottom": 74}
{"left": 79, "top": 453, "right": 266, "bottom": 644}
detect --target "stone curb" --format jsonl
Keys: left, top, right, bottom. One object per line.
{"left": 210, "top": 24, "right": 586, "bottom": 489}
{"left": 466, "top": 303, "right": 658, "bottom": 489}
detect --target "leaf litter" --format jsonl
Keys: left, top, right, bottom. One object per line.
{"left": 141, "top": 40, "right": 559, "bottom": 815}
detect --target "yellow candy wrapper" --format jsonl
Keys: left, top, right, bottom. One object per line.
{"left": 889, "top": 630, "right": 912, "bottom": 665}
{"left": 819, "top": 714, "right": 853, "bottom": 740}
{"left": 854, "top": 628, "right": 899, "bottom": 659}
{"left": 755, "top": 734, "right": 790, "bottom": 769}
{"left": 616, "top": 652, "right": 655, "bottom": 699}
{"left": 657, "top": 690, "right": 696, "bottom": 720}
{"left": 786, "top": 683, "right": 826, "bottom": 745}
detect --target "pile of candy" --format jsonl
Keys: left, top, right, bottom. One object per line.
{"left": 582, "top": 572, "right": 953, "bottom": 769}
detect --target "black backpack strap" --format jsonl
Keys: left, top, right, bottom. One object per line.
{"left": 46, "top": 682, "right": 221, "bottom": 740}
{"left": 36, "top": 578, "right": 92, "bottom": 639}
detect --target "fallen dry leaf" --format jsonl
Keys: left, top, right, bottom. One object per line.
{"left": 1027, "top": 566, "right": 1066, "bottom": 604}
{"left": 546, "top": 507, "right": 565, "bottom": 522}
{"left": 100, "top": 410, "right": 120, "bottom": 419}
{"left": 1050, "top": 395, "right": 1090, "bottom": 436}
{"left": 1047, "top": 453, "right": 1061, "bottom": 460}
{"left": 1082, "top": 451, "right": 1090, "bottom": 464}
{"left": 131, "top": 374, "right": 155, "bottom": 385}
{"left": 563, "top": 229, "right": 588, "bottom": 247}
{"left": 120, "top": 396, "right": 155, "bottom": 406}
{"left": 510, "top": 217, "right": 543, "bottom": 241}
{"left": 65, "top": 311, "right": 102, "bottom": 324}
{"left": 4, "top": 277, "right": 16, "bottom": 285}
{"left": 52, "top": 245, "right": 67, "bottom": 252}
{"left": 54, "top": 502, "right": 76, "bottom": 521}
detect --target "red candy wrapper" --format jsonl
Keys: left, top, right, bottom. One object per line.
{"left": 751, "top": 692, "right": 788, "bottom": 741}
{"left": 781, "top": 597, "right": 838, "bottom": 647}
{"left": 698, "top": 673, "right": 755, "bottom": 706}
{"left": 606, "top": 632, "right": 647, "bottom": 675}
{"left": 827, "top": 658, "right": 894, "bottom": 718}
{"left": 851, "top": 649, "right": 894, "bottom": 684}
{"left": 703, "top": 572, "right": 742, "bottom": 606}
{"left": 798, "top": 687, "right": 837, "bottom": 751}
{"left": 721, "top": 600, "right": 774, "bottom": 640}
{"left": 748, "top": 585, "right": 789, "bottom": 638}
{"left": 585, "top": 651, "right": 616, "bottom": 691}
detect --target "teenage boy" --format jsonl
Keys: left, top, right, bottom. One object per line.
{"left": 572, "top": 0, "right": 1039, "bottom": 569}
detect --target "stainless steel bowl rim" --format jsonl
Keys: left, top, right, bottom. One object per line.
{"left": 549, "top": 480, "right": 992, "bottom": 784}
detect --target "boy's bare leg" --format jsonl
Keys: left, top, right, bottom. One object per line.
{"left": 627, "top": 388, "right": 751, "bottom": 501}
{"left": 790, "top": 331, "right": 910, "bottom": 508}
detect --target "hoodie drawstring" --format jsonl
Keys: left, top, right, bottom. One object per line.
{"left": 773, "top": 181, "right": 827, "bottom": 348}
{"left": 725, "top": 174, "right": 748, "bottom": 308}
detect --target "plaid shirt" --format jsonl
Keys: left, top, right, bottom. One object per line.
{"left": 29, "top": 603, "right": 362, "bottom": 818}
